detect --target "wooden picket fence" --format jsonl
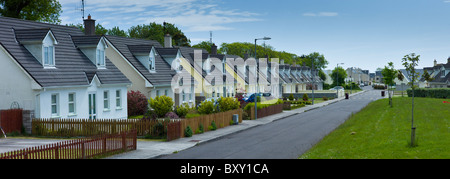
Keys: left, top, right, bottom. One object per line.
{"left": 0, "top": 130, "right": 137, "bottom": 159}
{"left": 167, "top": 109, "right": 242, "bottom": 141}
{"left": 249, "top": 104, "right": 283, "bottom": 120}
{"left": 31, "top": 118, "right": 176, "bottom": 138}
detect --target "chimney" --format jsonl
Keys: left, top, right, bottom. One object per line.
{"left": 164, "top": 34, "right": 172, "bottom": 48}
{"left": 434, "top": 59, "right": 437, "bottom": 66}
{"left": 244, "top": 52, "right": 249, "bottom": 59}
{"left": 280, "top": 59, "right": 284, "bottom": 65}
{"left": 448, "top": 57, "right": 450, "bottom": 64}
{"left": 211, "top": 43, "right": 217, "bottom": 55}
{"left": 84, "top": 14, "right": 96, "bottom": 36}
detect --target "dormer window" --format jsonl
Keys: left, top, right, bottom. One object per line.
{"left": 96, "top": 49, "right": 105, "bottom": 67}
{"left": 43, "top": 45, "right": 55, "bottom": 67}
{"left": 71, "top": 35, "right": 108, "bottom": 69}
{"left": 149, "top": 50, "right": 156, "bottom": 72}
{"left": 15, "top": 28, "right": 58, "bottom": 68}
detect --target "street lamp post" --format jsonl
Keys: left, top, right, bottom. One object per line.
{"left": 336, "top": 63, "right": 344, "bottom": 98}
{"left": 311, "top": 57, "right": 315, "bottom": 105}
{"left": 254, "top": 37, "right": 271, "bottom": 120}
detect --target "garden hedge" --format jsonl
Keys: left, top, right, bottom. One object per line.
{"left": 407, "top": 88, "right": 450, "bottom": 99}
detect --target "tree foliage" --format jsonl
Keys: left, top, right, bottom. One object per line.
{"left": 128, "top": 22, "right": 190, "bottom": 47}
{"left": 381, "top": 62, "right": 398, "bottom": 107}
{"left": 218, "top": 42, "right": 299, "bottom": 64}
{"left": 0, "top": 0, "right": 62, "bottom": 24}
{"left": 331, "top": 66, "right": 347, "bottom": 87}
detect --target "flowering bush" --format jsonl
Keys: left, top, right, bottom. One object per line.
{"left": 127, "top": 90, "right": 148, "bottom": 117}
{"left": 165, "top": 112, "right": 179, "bottom": 119}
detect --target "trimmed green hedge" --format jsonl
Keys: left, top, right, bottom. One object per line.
{"left": 407, "top": 88, "right": 450, "bottom": 99}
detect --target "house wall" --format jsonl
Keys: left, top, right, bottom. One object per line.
{"left": 0, "top": 45, "right": 38, "bottom": 111}
{"left": 105, "top": 44, "right": 151, "bottom": 98}
{"left": 37, "top": 80, "right": 128, "bottom": 119}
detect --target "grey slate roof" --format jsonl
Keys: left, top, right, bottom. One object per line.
{"left": 0, "top": 16, "right": 130, "bottom": 87}
{"left": 14, "top": 28, "right": 55, "bottom": 43}
{"left": 105, "top": 35, "right": 175, "bottom": 86}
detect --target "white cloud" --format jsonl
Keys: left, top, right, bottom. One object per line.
{"left": 303, "top": 12, "right": 339, "bottom": 17}
{"left": 58, "top": 0, "right": 262, "bottom": 32}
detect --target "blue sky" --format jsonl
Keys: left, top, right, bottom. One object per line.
{"left": 59, "top": 0, "right": 450, "bottom": 73}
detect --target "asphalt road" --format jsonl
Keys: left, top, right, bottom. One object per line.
{"left": 159, "top": 86, "right": 384, "bottom": 159}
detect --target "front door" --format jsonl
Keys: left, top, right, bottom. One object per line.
{"left": 88, "top": 93, "right": 96, "bottom": 120}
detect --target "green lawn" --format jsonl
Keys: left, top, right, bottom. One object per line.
{"left": 300, "top": 97, "right": 450, "bottom": 159}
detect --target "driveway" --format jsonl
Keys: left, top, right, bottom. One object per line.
{"left": 0, "top": 138, "right": 66, "bottom": 154}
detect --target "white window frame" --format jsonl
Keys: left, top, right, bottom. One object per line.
{"left": 103, "top": 90, "right": 110, "bottom": 111}
{"left": 149, "top": 51, "right": 156, "bottom": 72}
{"left": 43, "top": 45, "right": 55, "bottom": 67}
{"left": 51, "top": 93, "right": 59, "bottom": 117}
{"left": 68, "top": 93, "right": 76, "bottom": 116}
{"left": 97, "top": 49, "right": 106, "bottom": 68}
{"left": 116, "top": 90, "right": 122, "bottom": 109}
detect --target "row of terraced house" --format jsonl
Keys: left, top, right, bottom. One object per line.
{"left": 0, "top": 16, "right": 323, "bottom": 120}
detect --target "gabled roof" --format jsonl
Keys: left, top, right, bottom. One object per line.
{"left": 0, "top": 16, "right": 130, "bottom": 87}
{"left": 71, "top": 35, "right": 103, "bottom": 48}
{"left": 14, "top": 28, "right": 57, "bottom": 44}
{"left": 105, "top": 35, "right": 175, "bottom": 86}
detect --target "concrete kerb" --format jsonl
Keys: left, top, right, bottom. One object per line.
{"left": 108, "top": 90, "right": 368, "bottom": 159}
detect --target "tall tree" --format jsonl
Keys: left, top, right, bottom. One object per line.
{"left": 300, "top": 52, "right": 329, "bottom": 70}
{"left": 402, "top": 53, "right": 420, "bottom": 147}
{"left": 192, "top": 41, "right": 215, "bottom": 54}
{"left": 107, "top": 26, "right": 128, "bottom": 37}
{"left": 0, "top": 0, "right": 62, "bottom": 24}
{"left": 128, "top": 22, "right": 190, "bottom": 47}
{"left": 331, "top": 66, "right": 347, "bottom": 87}
{"left": 381, "top": 62, "right": 398, "bottom": 107}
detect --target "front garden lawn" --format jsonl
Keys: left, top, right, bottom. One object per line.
{"left": 300, "top": 97, "right": 450, "bottom": 159}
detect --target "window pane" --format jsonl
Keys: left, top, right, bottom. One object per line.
{"left": 69, "top": 103, "right": 74, "bottom": 113}
{"left": 51, "top": 94, "right": 56, "bottom": 104}
{"left": 52, "top": 105, "right": 57, "bottom": 114}
{"left": 68, "top": 93, "right": 74, "bottom": 102}
{"left": 49, "top": 46, "right": 54, "bottom": 65}
{"left": 116, "top": 90, "right": 120, "bottom": 98}
{"left": 44, "top": 47, "right": 49, "bottom": 65}
{"left": 100, "top": 50, "right": 105, "bottom": 66}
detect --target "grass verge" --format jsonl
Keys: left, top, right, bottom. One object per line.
{"left": 299, "top": 97, "right": 450, "bottom": 159}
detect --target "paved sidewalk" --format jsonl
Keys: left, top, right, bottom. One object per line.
{"left": 107, "top": 91, "right": 368, "bottom": 159}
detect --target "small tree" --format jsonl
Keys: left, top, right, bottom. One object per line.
{"left": 149, "top": 96, "right": 174, "bottom": 118}
{"left": 421, "top": 70, "right": 434, "bottom": 88}
{"left": 127, "top": 90, "right": 148, "bottom": 117}
{"left": 381, "top": 62, "right": 398, "bottom": 107}
{"left": 397, "top": 70, "right": 405, "bottom": 97}
{"left": 402, "top": 53, "right": 420, "bottom": 147}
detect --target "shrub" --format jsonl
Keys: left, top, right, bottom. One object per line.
{"left": 185, "top": 126, "right": 193, "bottom": 137}
{"left": 323, "top": 96, "right": 328, "bottom": 101}
{"left": 196, "top": 124, "right": 204, "bottom": 134}
{"left": 288, "top": 94, "right": 294, "bottom": 101}
{"left": 165, "top": 112, "right": 179, "bottom": 119}
{"left": 208, "top": 121, "right": 217, "bottom": 131}
{"left": 127, "top": 90, "right": 148, "bottom": 117}
{"left": 143, "top": 109, "right": 157, "bottom": 120}
{"left": 198, "top": 100, "right": 215, "bottom": 114}
{"left": 407, "top": 88, "right": 450, "bottom": 99}
{"left": 175, "top": 103, "right": 190, "bottom": 118}
{"left": 217, "top": 97, "right": 240, "bottom": 112}
{"left": 149, "top": 95, "right": 174, "bottom": 118}
{"left": 303, "top": 93, "right": 309, "bottom": 101}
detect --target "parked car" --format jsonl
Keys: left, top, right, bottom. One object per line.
{"left": 243, "top": 93, "right": 261, "bottom": 102}
{"left": 329, "top": 86, "right": 344, "bottom": 91}
{"left": 197, "top": 97, "right": 219, "bottom": 108}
